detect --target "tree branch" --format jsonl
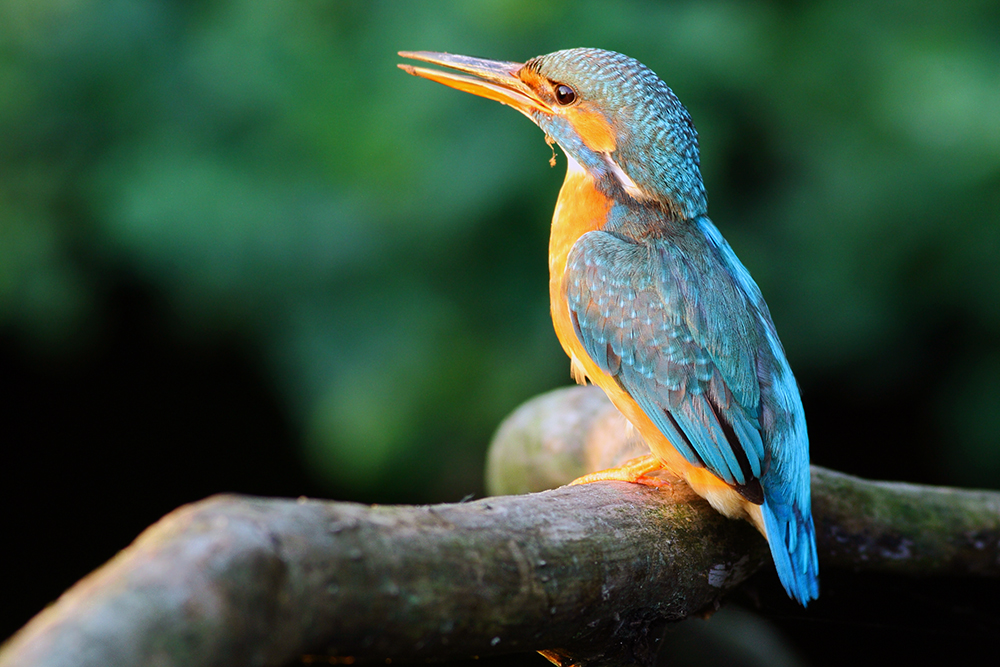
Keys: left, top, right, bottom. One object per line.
{"left": 487, "top": 386, "right": 1000, "bottom": 578}
{"left": 3, "top": 386, "right": 999, "bottom": 667}
{"left": 1, "top": 484, "right": 768, "bottom": 667}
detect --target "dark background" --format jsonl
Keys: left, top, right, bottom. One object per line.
{"left": 3, "top": 1, "right": 999, "bottom": 665}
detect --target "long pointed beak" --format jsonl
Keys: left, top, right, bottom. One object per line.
{"left": 398, "top": 51, "right": 551, "bottom": 117}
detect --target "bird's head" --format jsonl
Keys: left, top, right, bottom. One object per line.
{"left": 399, "top": 48, "right": 707, "bottom": 221}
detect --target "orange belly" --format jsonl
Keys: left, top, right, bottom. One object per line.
{"left": 548, "top": 158, "right": 764, "bottom": 533}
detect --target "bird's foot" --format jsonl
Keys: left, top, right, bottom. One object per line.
{"left": 568, "top": 454, "right": 670, "bottom": 488}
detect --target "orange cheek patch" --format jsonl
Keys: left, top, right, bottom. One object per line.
{"left": 570, "top": 107, "right": 616, "bottom": 153}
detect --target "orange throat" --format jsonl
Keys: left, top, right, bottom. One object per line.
{"left": 548, "top": 155, "right": 611, "bottom": 367}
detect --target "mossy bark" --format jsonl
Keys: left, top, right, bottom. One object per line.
{"left": 4, "top": 386, "right": 999, "bottom": 667}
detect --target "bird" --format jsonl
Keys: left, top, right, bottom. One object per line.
{"left": 398, "top": 48, "right": 819, "bottom": 605}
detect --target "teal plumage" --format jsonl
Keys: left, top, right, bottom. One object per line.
{"left": 526, "top": 48, "right": 707, "bottom": 219}
{"left": 400, "top": 47, "right": 819, "bottom": 605}
{"left": 565, "top": 214, "right": 819, "bottom": 604}
{"left": 546, "top": 49, "right": 819, "bottom": 604}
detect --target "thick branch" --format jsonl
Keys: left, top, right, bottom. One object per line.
{"left": 3, "top": 386, "right": 1000, "bottom": 667}
{"left": 487, "top": 386, "right": 1000, "bottom": 578}
{"left": 1, "top": 484, "right": 767, "bottom": 667}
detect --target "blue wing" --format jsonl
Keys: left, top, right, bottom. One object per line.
{"left": 564, "top": 227, "right": 767, "bottom": 496}
{"left": 564, "top": 217, "right": 819, "bottom": 604}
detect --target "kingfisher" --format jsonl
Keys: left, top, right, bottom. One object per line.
{"left": 399, "top": 48, "right": 819, "bottom": 605}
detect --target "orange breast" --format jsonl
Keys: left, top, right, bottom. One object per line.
{"left": 547, "top": 164, "right": 687, "bottom": 469}
{"left": 548, "top": 157, "right": 610, "bottom": 302}
{"left": 548, "top": 157, "right": 609, "bottom": 371}
{"left": 548, "top": 161, "right": 762, "bottom": 531}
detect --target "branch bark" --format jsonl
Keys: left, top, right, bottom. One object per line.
{"left": 487, "top": 386, "right": 1000, "bottom": 578}
{"left": 1, "top": 484, "right": 768, "bottom": 667}
{"left": 3, "top": 386, "right": 999, "bottom": 667}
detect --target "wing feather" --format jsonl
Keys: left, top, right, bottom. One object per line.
{"left": 565, "top": 229, "right": 766, "bottom": 496}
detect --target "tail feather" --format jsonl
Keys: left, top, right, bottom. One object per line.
{"left": 761, "top": 498, "right": 819, "bottom": 605}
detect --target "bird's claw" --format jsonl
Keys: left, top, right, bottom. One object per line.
{"left": 568, "top": 454, "right": 670, "bottom": 488}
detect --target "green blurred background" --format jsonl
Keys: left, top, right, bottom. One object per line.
{"left": 3, "top": 0, "right": 999, "bottom": 660}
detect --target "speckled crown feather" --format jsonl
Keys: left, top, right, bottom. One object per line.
{"left": 529, "top": 48, "right": 707, "bottom": 219}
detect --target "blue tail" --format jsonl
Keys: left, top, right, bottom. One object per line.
{"left": 761, "top": 498, "right": 819, "bottom": 605}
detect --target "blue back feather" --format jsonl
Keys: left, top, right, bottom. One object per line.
{"left": 565, "top": 219, "right": 819, "bottom": 604}
{"left": 537, "top": 48, "right": 819, "bottom": 603}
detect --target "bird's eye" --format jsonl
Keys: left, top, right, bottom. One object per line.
{"left": 553, "top": 84, "right": 577, "bottom": 106}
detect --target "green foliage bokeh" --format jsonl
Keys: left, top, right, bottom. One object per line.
{"left": 3, "top": 0, "right": 999, "bottom": 500}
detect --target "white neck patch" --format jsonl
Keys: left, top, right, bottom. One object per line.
{"left": 564, "top": 151, "right": 587, "bottom": 177}
{"left": 602, "top": 153, "right": 647, "bottom": 201}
